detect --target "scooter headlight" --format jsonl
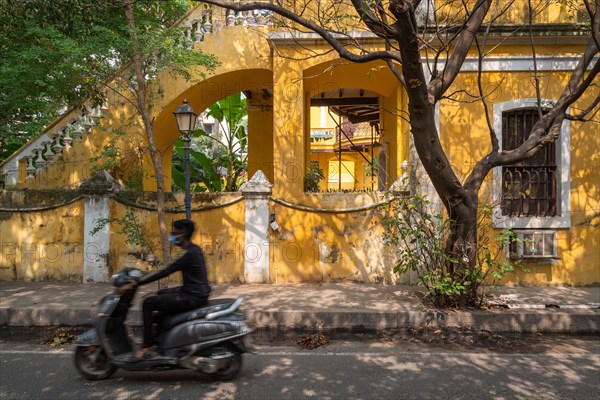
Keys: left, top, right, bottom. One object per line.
{"left": 129, "top": 269, "right": 143, "bottom": 279}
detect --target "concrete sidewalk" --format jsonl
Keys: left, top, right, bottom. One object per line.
{"left": 0, "top": 281, "right": 598, "bottom": 333}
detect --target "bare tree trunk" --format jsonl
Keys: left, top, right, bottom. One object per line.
{"left": 389, "top": 1, "right": 481, "bottom": 303}
{"left": 123, "top": 0, "right": 171, "bottom": 273}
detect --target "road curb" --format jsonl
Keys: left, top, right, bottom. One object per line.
{"left": 1, "top": 307, "right": 598, "bottom": 333}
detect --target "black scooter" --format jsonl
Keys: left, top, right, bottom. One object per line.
{"left": 73, "top": 268, "right": 253, "bottom": 381}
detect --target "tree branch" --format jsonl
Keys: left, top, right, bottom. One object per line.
{"left": 428, "top": 0, "right": 493, "bottom": 103}
{"left": 465, "top": 10, "right": 599, "bottom": 192}
{"left": 566, "top": 93, "right": 600, "bottom": 121}
{"left": 198, "top": 0, "right": 403, "bottom": 64}
{"left": 583, "top": 0, "right": 600, "bottom": 52}
{"left": 350, "top": 0, "right": 400, "bottom": 39}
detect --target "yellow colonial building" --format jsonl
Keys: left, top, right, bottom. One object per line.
{"left": 0, "top": 1, "right": 598, "bottom": 286}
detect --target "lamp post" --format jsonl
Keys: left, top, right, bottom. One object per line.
{"left": 173, "top": 99, "right": 198, "bottom": 221}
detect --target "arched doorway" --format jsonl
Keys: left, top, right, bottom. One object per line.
{"left": 148, "top": 69, "right": 273, "bottom": 191}
{"left": 302, "top": 60, "right": 405, "bottom": 192}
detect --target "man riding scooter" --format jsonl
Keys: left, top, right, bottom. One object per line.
{"left": 119, "top": 219, "right": 211, "bottom": 360}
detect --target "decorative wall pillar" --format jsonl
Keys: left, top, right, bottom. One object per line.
{"left": 79, "top": 170, "right": 122, "bottom": 283}
{"left": 240, "top": 170, "right": 272, "bottom": 283}
{"left": 3, "top": 159, "right": 19, "bottom": 185}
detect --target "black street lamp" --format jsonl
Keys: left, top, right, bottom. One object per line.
{"left": 173, "top": 99, "right": 198, "bottom": 221}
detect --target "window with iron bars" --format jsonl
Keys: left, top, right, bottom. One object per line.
{"left": 501, "top": 108, "right": 557, "bottom": 217}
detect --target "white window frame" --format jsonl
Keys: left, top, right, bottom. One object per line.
{"left": 507, "top": 230, "right": 558, "bottom": 260}
{"left": 492, "top": 99, "right": 571, "bottom": 229}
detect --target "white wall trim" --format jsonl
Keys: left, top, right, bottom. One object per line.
{"left": 429, "top": 56, "right": 597, "bottom": 72}
{"left": 492, "top": 98, "right": 571, "bottom": 229}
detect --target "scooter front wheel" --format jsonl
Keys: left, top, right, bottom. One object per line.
{"left": 74, "top": 346, "right": 117, "bottom": 380}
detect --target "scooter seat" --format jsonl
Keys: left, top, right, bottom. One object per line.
{"left": 160, "top": 299, "right": 237, "bottom": 330}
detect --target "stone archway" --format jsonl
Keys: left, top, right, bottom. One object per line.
{"left": 147, "top": 69, "right": 273, "bottom": 191}
{"left": 302, "top": 60, "right": 405, "bottom": 192}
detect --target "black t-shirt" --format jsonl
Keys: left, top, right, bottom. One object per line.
{"left": 139, "top": 243, "right": 211, "bottom": 298}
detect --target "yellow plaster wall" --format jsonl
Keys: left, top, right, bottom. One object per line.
{"left": 247, "top": 97, "right": 274, "bottom": 182}
{"left": 15, "top": 93, "right": 145, "bottom": 190}
{"left": 268, "top": 193, "right": 398, "bottom": 283}
{"left": 440, "top": 69, "right": 600, "bottom": 285}
{"left": 109, "top": 194, "right": 245, "bottom": 283}
{"left": 271, "top": 55, "right": 306, "bottom": 198}
{"left": 437, "top": 0, "right": 585, "bottom": 24}
{"left": 3, "top": 4, "right": 597, "bottom": 286}
{"left": 0, "top": 199, "right": 84, "bottom": 281}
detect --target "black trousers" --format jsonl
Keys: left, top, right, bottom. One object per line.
{"left": 142, "top": 287, "right": 208, "bottom": 347}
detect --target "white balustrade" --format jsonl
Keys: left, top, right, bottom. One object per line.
{"left": 43, "top": 141, "right": 55, "bottom": 162}
{"left": 73, "top": 122, "right": 85, "bottom": 141}
{"left": 26, "top": 156, "right": 36, "bottom": 180}
{"left": 91, "top": 106, "right": 103, "bottom": 123}
{"left": 202, "top": 14, "right": 212, "bottom": 34}
{"left": 52, "top": 133, "right": 63, "bottom": 158}
{"left": 82, "top": 114, "right": 94, "bottom": 133}
{"left": 185, "top": 28, "right": 194, "bottom": 48}
{"left": 226, "top": 10, "right": 235, "bottom": 26}
{"left": 235, "top": 11, "right": 244, "bottom": 25}
{"left": 34, "top": 148, "right": 46, "bottom": 170}
{"left": 101, "top": 101, "right": 109, "bottom": 116}
{"left": 63, "top": 125, "right": 73, "bottom": 149}
{"left": 194, "top": 22, "right": 204, "bottom": 41}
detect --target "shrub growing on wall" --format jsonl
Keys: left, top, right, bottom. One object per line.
{"left": 382, "top": 194, "right": 527, "bottom": 308}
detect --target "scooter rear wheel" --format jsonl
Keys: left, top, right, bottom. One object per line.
{"left": 74, "top": 346, "right": 117, "bottom": 380}
{"left": 206, "top": 343, "right": 242, "bottom": 381}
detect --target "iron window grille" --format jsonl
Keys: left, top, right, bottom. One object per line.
{"left": 501, "top": 108, "right": 557, "bottom": 218}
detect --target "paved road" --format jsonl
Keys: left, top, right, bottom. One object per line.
{"left": 1, "top": 339, "right": 599, "bottom": 400}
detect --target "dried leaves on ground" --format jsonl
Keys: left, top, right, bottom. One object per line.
{"left": 297, "top": 333, "right": 329, "bottom": 350}
{"left": 42, "top": 328, "right": 77, "bottom": 347}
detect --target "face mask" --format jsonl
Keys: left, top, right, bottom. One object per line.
{"left": 169, "top": 235, "right": 181, "bottom": 246}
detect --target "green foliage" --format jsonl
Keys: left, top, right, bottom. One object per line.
{"left": 206, "top": 92, "right": 248, "bottom": 191}
{"left": 90, "top": 207, "right": 156, "bottom": 260}
{"left": 171, "top": 93, "right": 248, "bottom": 192}
{"left": 304, "top": 163, "right": 325, "bottom": 192}
{"left": 172, "top": 135, "right": 224, "bottom": 192}
{"left": 382, "top": 194, "right": 526, "bottom": 308}
{"left": 89, "top": 129, "right": 145, "bottom": 190}
{"left": 363, "top": 156, "right": 379, "bottom": 177}
{"left": 0, "top": 0, "right": 218, "bottom": 163}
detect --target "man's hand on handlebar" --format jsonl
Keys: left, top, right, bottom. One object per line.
{"left": 117, "top": 280, "right": 138, "bottom": 295}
